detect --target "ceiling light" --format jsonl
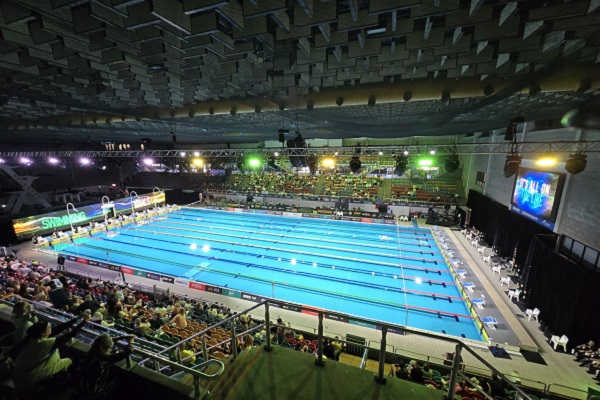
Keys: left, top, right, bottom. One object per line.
{"left": 321, "top": 158, "right": 335, "bottom": 168}
{"left": 349, "top": 156, "right": 361, "bottom": 173}
{"left": 565, "top": 153, "right": 587, "bottom": 174}
{"left": 445, "top": 154, "right": 461, "bottom": 172}
{"left": 535, "top": 157, "right": 556, "bottom": 167}
{"left": 503, "top": 154, "right": 522, "bottom": 178}
{"left": 48, "top": 157, "right": 60, "bottom": 165}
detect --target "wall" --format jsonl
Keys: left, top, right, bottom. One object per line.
{"left": 461, "top": 127, "right": 600, "bottom": 250}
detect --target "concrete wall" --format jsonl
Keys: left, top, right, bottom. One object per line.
{"left": 461, "top": 127, "right": 600, "bottom": 249}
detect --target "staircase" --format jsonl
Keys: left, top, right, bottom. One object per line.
{"left": 203, "top": 347, "right": 263, "bottom": 399}
{"left": 380, "top": 178, "right": 392, "bottom": 200}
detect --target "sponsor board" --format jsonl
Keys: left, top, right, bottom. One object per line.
{"left": 282, "top": 304, "right": 302, "bottom": 313}
{"left": 174, "top": 278, "right": 188, "bottom": 287}
{"left": 121, "top": 267, "right": 134, "bottom": 275}
{"left": 189, "top": 282, "right": 205, "bottom": 291}
{"left": 349, "top": 319, "right": 377, "bottom": 329}
{"left": 108, "top": 265, "right": 121, "bottom": 272}
{"left": 66, "top": 255, "right": 77, "bottom": 261}
{"left": 360, "top": 218, "right": 373, "bottom": 223}
{"left": 205, "top": 285, "right": 222, "bottom": 294}
{"left": 325, "top": 313, "right": 349, "bottom": 323}
{"left": 161, "top": 275, "right": 174, "bottom": 284}
{"left": 146, "top": 272, "right": 160, "bottom": 281}
{"left": 282, "top": 212, "right": 302, "bottom": 218}
{"left": 76, "top": 257, "right": 89, "bottom": 264}
{"left": 223, "top": 289, "right": 241, "bottom": 298}
{"left": 134, "top": 270, "right": 146, "bottom": 278}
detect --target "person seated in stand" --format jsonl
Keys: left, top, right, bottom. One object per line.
{"left": 422, "top": 363, "right": 433, "bottom": 380}
{"left": 10, "top": 301, "right": 38, "bottom": 347}
{"left": 133, "top": 317, "right": 153, "bottom": 337}
{"left": 488, "top": 372, "right": 508, "bottom": 398}
{"left": 574, "top": 340, "right": 596, "bottom": 360}
{"left": 76, "top": 334, "right": 134, "bottom": 397}
{"left": 392, "top": 363, "right": 409, "bottom": 380}
{"left": 11, "top": 314, "right": 90, "bottom": 395}
{"left": 579, "top": 349, "right": 600, "bottom": 367}
{"left": 168, "top": 308, "right": 188, "bottom": 329}
{"left": 177, "top": 342, "right": 196, "bottom": 365}
{"left": 408, "top": 360, "right": 424, "bottom": 383}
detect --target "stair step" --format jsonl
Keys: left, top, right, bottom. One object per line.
{"left": 205, "top": 347, "right": 262, "bottom": 397}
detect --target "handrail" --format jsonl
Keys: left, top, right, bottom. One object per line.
{"left": 546, "top": 383, "right": 589, "bottom": 398}
{"left": 0, "top": 297, "right": 225, "bottom": 397}
{"left": 359, "top": 347, "right": 369, "bottom": 370}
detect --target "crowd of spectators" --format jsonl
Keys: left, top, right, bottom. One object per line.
{"left": 322, "top": 175, "right": 382, "bottom": 200}
{"left": 573, "top": 340, "right": 600, "bottom": 378}
{"left": 270, "top": 173, "right": 319, "bottom": 195}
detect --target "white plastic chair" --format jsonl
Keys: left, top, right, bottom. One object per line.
{"left": 525, "top": 308, "right": 540, "bottom": 321}
{"left": 500, "top": 277, "right": 511, "bottom": 287}
{"left": 477, "top": 247, "right": 485, "bottom": 255}
{"left": 550, "top": 335, "right": 569, "bottom": 351}
{"left": 482, "top": 255, "right": 491, "bottom": 263}
{"left": 491, "top": 265, "right": 501, "bottom": 275}
{"left": 508, "top": 289, "right": 521, "bottom": 302}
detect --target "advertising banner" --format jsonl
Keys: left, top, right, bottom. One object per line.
{"left": 12, "top": 192, "right": 165, "bottom": 239}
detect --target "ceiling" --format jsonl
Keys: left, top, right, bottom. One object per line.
{"left": 0, "top": 0, "right": 599, "bottom": 147}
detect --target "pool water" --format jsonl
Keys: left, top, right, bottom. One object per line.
{"left": 60, "top": 207, "right": 482, "bottom": 341}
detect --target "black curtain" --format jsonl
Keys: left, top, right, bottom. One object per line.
{"left": 523, "top": 235, "right": 600, "bottom": 347}
{"left": 0, "top": 219, "right": 17, "bottom": 246}
{"left": 466, "top": 190, "right": 554, "bottom": 268}
{"left": 165, "top": 189, "right": 199, "bottom": 205}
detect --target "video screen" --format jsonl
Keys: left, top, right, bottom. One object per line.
{"left": 510, "top": 168, "right": 565, "bottom": 230}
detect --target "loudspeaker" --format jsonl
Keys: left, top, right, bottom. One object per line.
{"left": 246, "top": 194, "right": 254, "bottom": 203}
{"left": 378, "top": 204, "right": 388, "bottom": 214}
{"left": 278, "top": 132, "right": 285, "bottom": 142}
{"left": 57, "top": 255, "right": 65, "bottom": 266}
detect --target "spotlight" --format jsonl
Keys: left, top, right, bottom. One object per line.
{"left": 19, "top": 157, "right": 32, "bottom": 165}
{"left": 194, "top": 151, "right": 200, "bottom": 157}
{"left": 192, "top": 159, "right": 203, "bottom": 166}
{"left": 368, "top": 95, "right": 376, "bottom": 107}
{"left": 336, "top": 97, "right": 344, "bottom": 106}
{"left": 321, "top": 158, "right": 335, "bottom": 168}
{"left": 403, "top": 150, "right": 409, "bottom": 156}
{"left": 483, "top": 85, "right": 494, "bottom": 96}
{"left": 180, "top": 152, "right": 186, "bottom": 157}
{"left": 429, "top": 150, "right": 436, "bottom": 155}
{"left": 349, "top": 156, "right": 362, "bottom": 172}
{"left": 395, "top": 155, "right": 408, "bottom": 176}
{"left": 445, "top": 154, "right": 461, "bottom": 172}
{"left": 419, "top": 159, "right": 433, "bottom": 166}
{"left": 0, "top": 158, "right": 4, "bottom": 164}
{"left": 503, "top": 154, "right": 522, "bottom": 178}
{"left": 143, "top": 158, "right": 153, "bottom": 166}
{"left": 248, "top": 158, "right": 261, "bottom": 168}
{"left": 334, "top": 152, "right": 339, "bottom": 156}
{"left": 378, "top": 151, "right": 383, "bottom": 156}
{"left": 535, "top": 157, "right": 556, "bottom": 167}
{"left": 403, "top": 92, "right": 412, "bottom": 102}
{"left": 101, "top": 166, "right": 107, "bottom": 170}
{"left": 48, "top": 157, "right": 60, "bottom": 165}
{"left": 80, "top": 158, "right": 91, "bottom": 165}
{"left": 565, "top": 153, "right": 587, "bottom": 174}
{"left": 274, "top": 152, "right": 279, "bottom": 157}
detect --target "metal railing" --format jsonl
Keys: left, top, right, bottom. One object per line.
{"left": 0, "top": 297, "right": 225, "bottom": 398}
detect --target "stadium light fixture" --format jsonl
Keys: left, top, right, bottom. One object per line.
{"left": 80, "top": 157, "right": 91, "bottom": 166}
{"left": 565, "top": 153, "right": 587, "bottom": 174}
{"left": 142, "top": 158, "right": 153, "bottom": 166}
{"left": 535, "top": 157, "right": 557, "bottom": 167}
{"left": 192, "top": 158, "right": 203, "bottom": 166}
{"left": 248, "top": 158, "right": 261, "bottom": 168}
{"left": 321, "top": 158, "right": 335, "bottom": 168}
{"left": 48, "top": 157, "right": 60, "bottom": 165}
{"left": 418, "top": 159, "right": 433, "bottom": 166}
